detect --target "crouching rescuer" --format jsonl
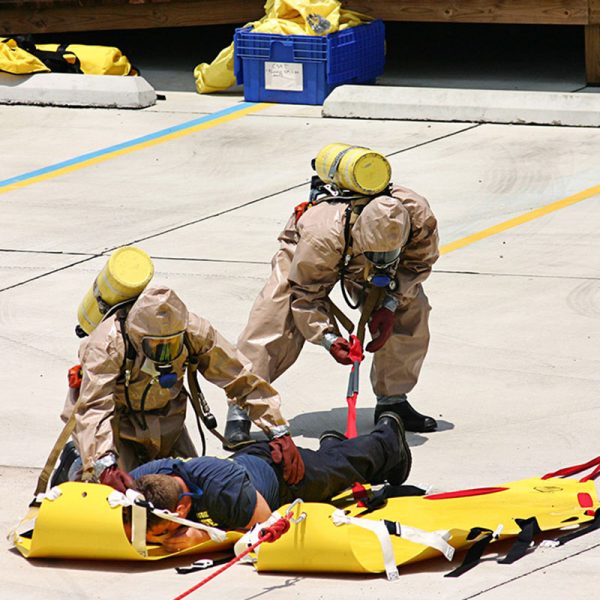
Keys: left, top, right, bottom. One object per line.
{"left": 225, "top": 143, "right": 440, "bottom": 447}
{"left": 54, "top": 283, "right": 304, "bottom": 492}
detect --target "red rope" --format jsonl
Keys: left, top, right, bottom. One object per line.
{"left": 172, "top": 516, "right": 291, "bottom": 600}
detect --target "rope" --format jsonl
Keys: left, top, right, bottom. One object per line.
{"left": 172, "top": 513, "right": 292, "bottom": 599}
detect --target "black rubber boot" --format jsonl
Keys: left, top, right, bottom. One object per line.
{"left": 318, "top": 430, "right": 348, "bottom": 447}
{"left": 223, "top": 419, "right": 254, "bottom": 451}
{"left": 50, "top": 441, "right": 79, "bottom": 487}
{"left": 377, "top": 412, "right": 412, "bottom": 485}
{"left": 374, "top": 400, "right": 437, "bottom": 433}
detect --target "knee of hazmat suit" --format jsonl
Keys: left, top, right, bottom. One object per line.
{"left": 126, "top": 287, "right": 189, "bottom": 388}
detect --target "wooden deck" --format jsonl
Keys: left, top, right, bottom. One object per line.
{"left": 2, "top": 0, "right": 599, "bottom": 83}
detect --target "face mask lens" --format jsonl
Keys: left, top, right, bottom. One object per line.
{"left": 141, "top": 333, "right": 184, "bottom": 364}
{"left": 364, "top": 249, "right": 401, "bottom": 268}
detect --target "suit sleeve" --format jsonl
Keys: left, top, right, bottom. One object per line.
{"left": 73, "top": 327, "right": 124, "bottom": 476}
{"left": 186, "top": 314, "right": 288, "bottom": 436}
{"left": 287, "top": 213, "right": 344, "bottom": 344}
{"left": 394, "top": 210, "right": 439, "bottom": 307}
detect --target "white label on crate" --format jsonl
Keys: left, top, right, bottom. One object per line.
{"left": 264, "top": 62, "right": 304, "bottom": 92}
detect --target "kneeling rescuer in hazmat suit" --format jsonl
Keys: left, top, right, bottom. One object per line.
{"left": 225, "top": 144, "right": 440, "bottom": 447}
{"left": 60, "top": 286, "right": 304, "bottom": 491}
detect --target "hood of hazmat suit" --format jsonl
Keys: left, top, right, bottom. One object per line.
{"left": 351, "top": 196, "right": 411, "bottom": 255}
{"left": 126, "top": 287, "right": 189, "bottom": 360}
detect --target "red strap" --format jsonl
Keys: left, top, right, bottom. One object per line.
{"left": 68, "top": 364, "right": 82, "bottom": 389}
{"left": 294, "top": 201, "right": 310, "bottom": 223}
{"left": 345, "top": 392, "right": 358, "bottom": 439}
{"left": 351, "top": 482, "right": 369, "bottom": 508}
{"left": 348, "top": 334, "right": 364, "bottom": 363}
{"left": 541, "top": 456, "right": 600, "bottom": 482}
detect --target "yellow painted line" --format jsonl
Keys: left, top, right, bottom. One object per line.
{"left": 0, "top": 102, "right": 271, "bottom": 195}
{"left": 440, "top": 184, "right": 600, "bottom": 255}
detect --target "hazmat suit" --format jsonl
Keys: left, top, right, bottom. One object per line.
{"left": 228, "top": 184, "right": 439, "bottom": 442}
{"left": 60, "top": 286, "right": 303, "bottom": 489}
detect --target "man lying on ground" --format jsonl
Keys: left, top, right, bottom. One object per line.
{"left": 130, "top": 412, "right": 411, "bottom": 551}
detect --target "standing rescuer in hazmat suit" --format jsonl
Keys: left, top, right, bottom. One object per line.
{"left": 58, "top": 286, "right": 304, "bottom": 492}
{"left": 224, "top": 144, "right": 439, "bottom": 447}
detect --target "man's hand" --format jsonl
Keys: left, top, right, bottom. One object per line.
{"left": 161, "top": 527, "right": 210, "bottom": 552}
{"left": 99, "top": 466, "right": 134, "bottom": 493}
{"left": 365, "top": 307, "right": 395, "bottom": 352}
{"left": 269, "top": 434, "right": 305, "bottom": 485}
{"left": 329, "top": 337, "right": 353, "bottom": 365}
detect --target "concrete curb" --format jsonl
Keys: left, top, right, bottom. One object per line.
{"left": 322, "top": 85, "right": 600, "bottom": 127}
{"left": 0, "top": 72, "right": 157, "bottom": 109}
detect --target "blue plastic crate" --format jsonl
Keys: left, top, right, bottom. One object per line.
{"left": 234, "top": 20, "right": 385, "bottom": 105}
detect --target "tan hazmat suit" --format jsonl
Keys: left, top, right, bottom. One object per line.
{"left": 62, "top": 287, "right": 287, "bottom": 476}
{"left": 237, "top": 185, "right": 439, "bottom": 399}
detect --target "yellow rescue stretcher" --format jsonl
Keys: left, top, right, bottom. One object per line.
{"left": 9, "top": 457, "right": 600, "bottom": 578}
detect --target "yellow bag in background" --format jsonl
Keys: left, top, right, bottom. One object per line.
{"left": 36, "top": 44, "right": 137, "bottom": 76}
{"left": 0, "top": 37, "right": 137, "bottom": 76}
{"left": 0, "top": 38, "right": 49, "bottom": 74}
{"left": 194, "top": 0, "right": 371, "bottom": 93}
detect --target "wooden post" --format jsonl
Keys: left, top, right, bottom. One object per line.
{"left": 585, "top": 24, "right": 600, "bottom": 84}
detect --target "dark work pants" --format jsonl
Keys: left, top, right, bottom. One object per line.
{"left": 234, "top": 420, "right": 401, "bottom": 505}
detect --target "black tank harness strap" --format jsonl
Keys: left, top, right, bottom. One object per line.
{"left": 184, "top": 333, "right": 229, "bottom": 455}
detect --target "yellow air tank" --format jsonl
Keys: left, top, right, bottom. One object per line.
{"left": 315, "top": 143, "right": 391, "bottom": 195}
{"left": 77, "top": 246, "right": 154, "bottom": 335}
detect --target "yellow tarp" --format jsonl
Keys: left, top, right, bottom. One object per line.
{"left": 194, "top": 0, "right": 371, "bottom": 93}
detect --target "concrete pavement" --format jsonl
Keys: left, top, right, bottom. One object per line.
{"left": 1, "top": 90, "right": 599, "bottom": 599}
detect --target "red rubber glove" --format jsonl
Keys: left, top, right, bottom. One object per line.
{"left": 329, "top": 337, "right": 353, "bottom": 365}
{"left": 366, "top": 307, "right": 395, "bottom": 352}
{"left": 99, "top": 466, "right": 135, "bottom": 493}
{"left": 269, "top": 435, "right": 305, "bottom": 485}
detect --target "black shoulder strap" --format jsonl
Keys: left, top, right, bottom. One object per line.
{"left": 13, "top": 35, "right": 82, "bottom": 74}
{"left": 497, "top": 517, "right": 541, "bottom": 564}
{"left": 445, "top": 527, "right": 496, "bottom": 577}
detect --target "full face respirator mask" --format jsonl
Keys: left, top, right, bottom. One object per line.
{"left": 141, "top": 332, "right": 184, "bottom": 388}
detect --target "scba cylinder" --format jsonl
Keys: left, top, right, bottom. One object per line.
{"left": 77, "top": 246, "right": 154, "bottom": 335}
{"left": 314, "top": 143, "right": 391, "bottom": 195}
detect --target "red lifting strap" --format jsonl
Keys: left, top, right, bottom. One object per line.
{"left": 348, "top": 334, "right": 364, "bottom": 363}
{"left": 541, "top": 456, "right": 600, "bottom": 482}
{"left": 345, "top": 335, "right": 364, "bottom": 439}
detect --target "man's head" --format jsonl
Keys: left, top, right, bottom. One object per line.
{"left": 134, "top": 474, "right": 191, "bottom": 542}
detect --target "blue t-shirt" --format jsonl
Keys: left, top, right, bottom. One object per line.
{"left": 130, "top": 455, "right": 279, "bottom": 530}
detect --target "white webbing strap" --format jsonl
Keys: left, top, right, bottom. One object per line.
{"left": 233, "top": 511, "right": 282, "bottom": 563}
{"left": 35, "top": 486, "right": 63, "bottom": 504}
{"left": 384, "top": 520, "right": 455, "bottom": 561}
{"left": 107, "top": 489, "right": 227, "bottom": 554}
{"left": 332, "top": 509, "right": 399, "bottom": 581}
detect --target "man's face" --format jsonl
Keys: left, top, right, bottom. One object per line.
{"left": 146, "top": 519, "right": 183, "bottom": 544}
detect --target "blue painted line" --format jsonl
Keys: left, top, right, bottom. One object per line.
{"left": 0, "top": 102, "right": 258, "bottom": 189}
